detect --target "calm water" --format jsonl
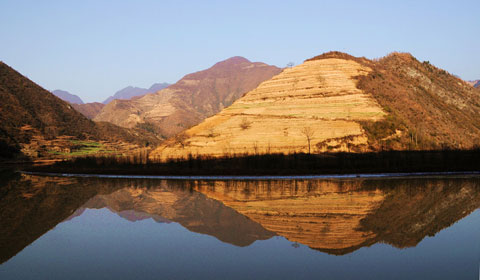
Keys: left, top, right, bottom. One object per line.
{"left": 0, "top": 172, "right": 479, "bottom": 279}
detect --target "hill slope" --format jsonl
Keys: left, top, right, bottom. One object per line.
{"left": 0, "top": 62, "right": 159, "bottom": 159}
{"left": 51, "top": 89, "right": 84, "bottom": 104}
{"left": 72, "top": 102, "right": 105, "bottom": 119}
{"left": 94, "top": 57, "right": 282, "bottom": 138}
{"left": 102, "top": 83, "right": 170, "bottom": 104}
{"left": 353, "top": 52, "right": 480, "bottom": 149}
{"left": 151, "top": 52, "right": 480, "bottom": 159}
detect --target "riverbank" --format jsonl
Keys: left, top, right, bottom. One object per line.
{"left": 23, "top": 150, "right": 480, "bottom": 176}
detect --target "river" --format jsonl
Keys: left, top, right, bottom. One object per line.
{"left": 0, "top": 172, "right": 479, "bottom": 279}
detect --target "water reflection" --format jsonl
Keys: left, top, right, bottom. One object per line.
{"left": 0, "top": 172, "right": 479, "bottom": 265}
{"left": 187, "top": 178, "right": 480, "bottom": 254}
{"left": 74, "top": 183, "right": 275, "bottom": 246}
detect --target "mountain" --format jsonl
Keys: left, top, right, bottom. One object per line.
{"left": 71, "top": 102, "right": 105, "bottom": 119}
{"left": 151, "top": 51, "right": 480, "bottom": 159}
{"left": 0, "top": 61, "right": 159, "bottom": 159}
{"left": 94, "top": 56, "right": 282, "bottom": 138}
{"left": 51, "top": 89, "right": 84, "bottom": 104}
{"left": 102, "top": 82, "right": 170, "bottom": 104}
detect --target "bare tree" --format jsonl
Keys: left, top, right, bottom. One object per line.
{"left": 174, "top": 133, "right": 189, "bottom": 148}
{"left": 207, "top": 128, "right": 217, "bottom": 138}
{"left": 301, "top": 127, "right": 315, "bottom": 154}
{"left": 240, "top": 118, "right": 252, "bottom": 130}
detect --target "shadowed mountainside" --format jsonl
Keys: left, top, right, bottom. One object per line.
{"left": 151, "top": 52, "right": 480, "bottom": 159}
{"left": 0, "top": 61, "right": 160, "bottom": 159}
{"left": 94, "top": 57, "right": 281, "bottom": 138}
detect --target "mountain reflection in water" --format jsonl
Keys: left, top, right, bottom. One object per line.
{"left": 0, "top": 172, "right": 479, "bottom": 265}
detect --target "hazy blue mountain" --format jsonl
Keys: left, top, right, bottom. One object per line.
{"left": 51, "top": 90, "right": 84, "bottom": 104}
{"left": 148, "top": 82, "right": 170, "bottom": 92}
{"left": 103, "top": 83, "right": 170, "bottom": 104}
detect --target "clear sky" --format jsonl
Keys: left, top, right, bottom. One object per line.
{"left": 0, "top": 0, "right": 478, "bottom": 103}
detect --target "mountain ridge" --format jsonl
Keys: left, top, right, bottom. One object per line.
{"left": 94, "top": 56, "right": 282, "bottom": 138}
{"left": 102, "top": 82, "right": 170, "bottom": 104}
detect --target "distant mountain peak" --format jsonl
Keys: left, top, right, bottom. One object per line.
{"left": 225, "top": 56, "right": 250, "bottom": 63}
{"left": 102, "top": 83, "right": 170, "bottom": 104}
{"left": 51, "top": 89, "right": 84, "bottom": 104}
{"left": 212, "top": 56, "right": 251, "bottom": 68}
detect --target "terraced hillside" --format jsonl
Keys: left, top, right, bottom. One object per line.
{"left": 151, "top": 52, "right": 480, "bottom": 159}
{"left": 94, "top": 57, "right": 281, "bottom": 138}
{"left": 151, "top": 54, "right": 386, "bottom": 159}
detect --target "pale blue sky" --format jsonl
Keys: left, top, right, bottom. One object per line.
{"left": 0, "top": 0, "right": 478, "bottom": 103}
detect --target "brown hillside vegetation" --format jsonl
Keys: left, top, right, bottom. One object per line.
{"left": 94, "top": 57, "right": 281, "bottom": 138}
{"left": 151, "top": 52, "right": 480, "bottom": 160}
{"left": 72, "top": 102, "right": 105, "bottom": 119}
{"left": 0, "top": 62, "right": 160, "bottom": 159}
{"left": 354, "top": 52, "right": 480, "bottom": 149}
